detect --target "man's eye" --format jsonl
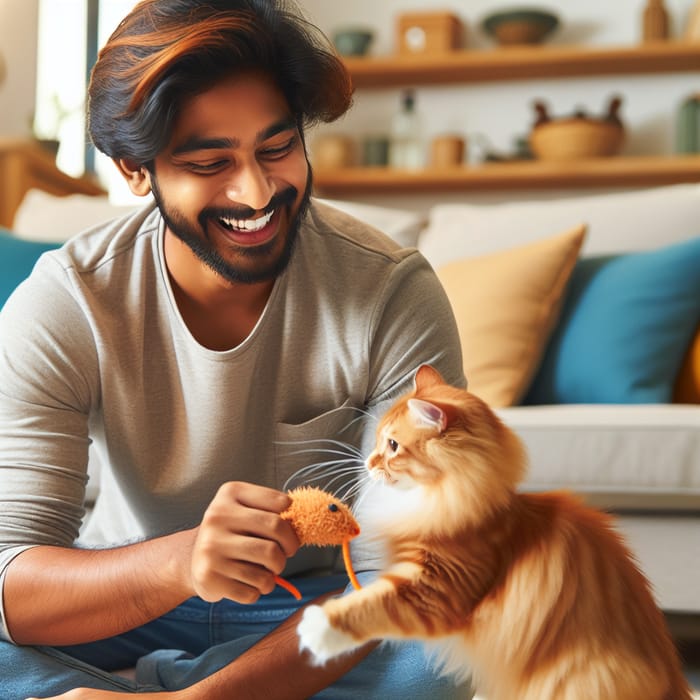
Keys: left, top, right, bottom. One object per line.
{"left": 188, "top": 161, "right": 227, "bottom": 173}
{"left": 260, "top": 137, "right": 297, "bottom": 159}
{"left": 388, "top": 439, "right": 399, "bottom": 452}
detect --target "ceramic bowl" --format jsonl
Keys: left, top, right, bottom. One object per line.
{"left": 482, "top": 8, "right": 559, "bottom": 45}
{"left": 333, "top": 28, "right": 374, "bottom": 57}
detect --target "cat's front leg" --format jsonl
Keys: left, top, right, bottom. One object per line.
{"left": 298, "top": 576, "right": 401, "bottom": 665}
{"left": 298, "top": 603, "right": 362, "bottom": 665}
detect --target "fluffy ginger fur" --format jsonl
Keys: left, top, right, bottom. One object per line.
{"left": 297, "top": 366, "right": 691, "bottom": 700}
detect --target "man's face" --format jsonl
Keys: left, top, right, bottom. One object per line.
{"left": 148, "top": 71, "right": 311, "bottom": 285}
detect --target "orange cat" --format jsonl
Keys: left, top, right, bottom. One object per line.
{"left": 297, "top": 365, "right": 692, "bottom": 700}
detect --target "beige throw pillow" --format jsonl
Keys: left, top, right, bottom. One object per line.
{"left": 437, "top": 224, "right": 587, "bottom": 407}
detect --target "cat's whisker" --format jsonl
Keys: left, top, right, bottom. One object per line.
{"left": 336, "top": 477, "right": 371, "bottom": 507}
{"left": 282, "top": 460, "right": 365, "bottom": 492}
{"left": 337, "top": 411, "right": 376, "bottom": 435}
{"left": 276, "top": 438, "right": 365, "bottom": 459}
{"left": 282, "top": 447, "right": 363, "bottom": 461}
{"left": 286, "top": 467, "right": 365, "bottom": 493}
{"left": 343, "top": 477, "right": 374, "bottom": 513}
{"left": 322, "top": 469, "right": 365, "bottom": 497}
{"left": 347, "top": 405, "right": 378, "bottom": 422}
{"left": 285, "top": 457, "right": 363, "bottom": 479}
{"left": 334, "top": 468, "right": 369, "bottom": 496}
{"left": 284, "top": 469, "right": 361, "bottom": 495}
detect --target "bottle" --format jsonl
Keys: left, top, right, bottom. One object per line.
{"left": 676, "top": 94, "right": 700, "bottom": 153}
{"left": 389, "top": 90, "right": 424, "bottom": 169}
{"left": 643, "top": 0, "right": 669, "bottom": 41}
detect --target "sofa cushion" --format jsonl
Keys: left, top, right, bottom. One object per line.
{"left": 418, "top": 182, "right": 700, "bottom": 269}
{"left": 0, "top": 227, "right": 61, "bottom": 307}
{"left": 673, "top": 329, "right": 700, "bottom": 403}
{"left": 12, "top": 189, "right": 143, "bottom": 242}
{"left": 498, "top": 404, "right": 700, "bottom": 511}
{"left": 525, "top": 237, "right": 700, "bottom": 404}
{"left": 436, "top": 225, "right": 586, "bottom": 407}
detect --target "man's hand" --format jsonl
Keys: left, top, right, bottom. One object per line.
{"left": 189, "top": 481, "right": 300, "bottom": 603}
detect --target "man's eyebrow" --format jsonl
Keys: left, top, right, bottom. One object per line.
{"left": 172, "top": 119, "right": 298, "bottom": 156}
{"left": 258, "top": 117, "right": 298, "bottom": 142}
{"left": 172, "top": 137, "right": 237, "bottom": 155}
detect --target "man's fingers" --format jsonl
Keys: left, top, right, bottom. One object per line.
{"left": 194, "top": 560, "right": 278, "bottom": 603}
{"left": 216, "top": 481, "right": 291, "bottom": 513}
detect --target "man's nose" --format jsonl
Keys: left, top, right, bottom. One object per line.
{"left": 224, "top": 161, "right": 275, "bottom": 211}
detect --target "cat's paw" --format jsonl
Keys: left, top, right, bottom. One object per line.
{"left": 297, "top": 604, "right": 359, "bottom": 665}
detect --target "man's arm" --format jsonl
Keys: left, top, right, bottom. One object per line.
{"left": 4, "top": 482, "right": 298, "bottom": 645}
{"left": 29, "top": 592, "right": 376, "bottom": 700}
{"left": 185, "top": 591, "right": 377, "bottom": 700}
{"left": 4, "top": 532, "right": 195, "bottom": 645}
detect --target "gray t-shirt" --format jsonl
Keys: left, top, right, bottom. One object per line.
{"left": 0, "top": 199, "right": 464, "bottom": 641}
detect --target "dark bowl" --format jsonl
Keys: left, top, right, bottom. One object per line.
{"left": 333, "top": 28, "right": 374, "bottom": 57}
{"left": 482, "top": 8, "right": 559, "bottom": 45}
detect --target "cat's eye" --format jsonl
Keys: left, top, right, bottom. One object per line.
{"left": 388, "top": 438, "right": 399, "bottom": 452}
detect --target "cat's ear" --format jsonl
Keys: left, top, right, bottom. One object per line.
{"left": 408, "top": 398, "right": 447, "bottom": 432}
{"left": 414, "top": 364, "right": 445, "bottom": 392}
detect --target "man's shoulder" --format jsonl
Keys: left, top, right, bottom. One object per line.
{"left": 57, "top": 201, "right": 161, "bottom": 275}
{"left": 304, "top": 199, "right": 416, "bottom": 265}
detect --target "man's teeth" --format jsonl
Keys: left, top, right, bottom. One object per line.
{"left": 219, "top": 210, "right": 274, "bottom": 232}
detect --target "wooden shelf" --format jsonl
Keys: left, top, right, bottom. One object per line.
{"left": 343, "top": 41, "right": 700, "bottom": 88}
{"left": 313, "top": 155, "right": 700, "bottom": 195}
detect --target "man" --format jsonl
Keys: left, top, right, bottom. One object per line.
{"left": 0, "top": 1, "right": 468, "bottom": 697}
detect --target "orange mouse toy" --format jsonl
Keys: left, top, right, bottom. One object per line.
{"left": 275, "top": 486, "right": 362, "bottom": 599}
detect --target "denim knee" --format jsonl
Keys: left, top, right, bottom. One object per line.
{"left": 0, "top": 639, "right": 151, "bottom": 698}
{"left": 315, "top": 638, "right": 474, "bottom": 700}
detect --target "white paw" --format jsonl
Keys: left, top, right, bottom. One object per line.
{"left": 297, "top": 604, "right": 359, "bottom": 665}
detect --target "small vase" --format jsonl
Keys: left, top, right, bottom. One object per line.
{"left": 643, "top": 0, "right": 669, "bottom": 41}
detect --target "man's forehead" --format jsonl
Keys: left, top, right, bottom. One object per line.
{"left": 165, "top": 71, "right": 297, "bottom": 151}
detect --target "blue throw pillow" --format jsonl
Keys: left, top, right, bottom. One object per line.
{"left": 0, "top": 227, "right": 61, "bottom": 309}
{"left": 524, "top": 236, "right": 700, "bottom": 404}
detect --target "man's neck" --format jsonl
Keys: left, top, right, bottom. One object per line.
{"left": 163, "top": 230, "right": 276, "bottom": 351}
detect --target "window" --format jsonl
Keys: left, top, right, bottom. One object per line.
{"left": 35, "top": 0, "right": 139, "bottom": 203}
{"left": 35, "top": 0, "right": 88, "bottom": 179}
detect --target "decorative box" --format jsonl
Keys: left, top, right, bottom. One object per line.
{"left": 397, "top": 11, "right": 464, "bottom": 54}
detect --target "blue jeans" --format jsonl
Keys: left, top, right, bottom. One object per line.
{"left": 1, "top": 574, "right": 473, "bottom": 699}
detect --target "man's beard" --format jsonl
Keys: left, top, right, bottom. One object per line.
{"left": 151, "top": 171, "right": 312, "bottom": 285}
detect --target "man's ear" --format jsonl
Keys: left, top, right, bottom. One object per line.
{"left": 114, "top": 158, "right": 152, "bottom": 197}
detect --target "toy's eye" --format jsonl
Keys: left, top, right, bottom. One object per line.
{"left": 388, "top": 438, "right": 399, "bottom": 452}
{"left": 328, "top": 503, "right": 339, "bottom": 512}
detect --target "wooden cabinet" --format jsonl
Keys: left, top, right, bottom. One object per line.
{"left": 0, "top": 139, "right": 105, "bottom": 228}
{"left": 313, "top": 41, "right": 700, "bottom": 196}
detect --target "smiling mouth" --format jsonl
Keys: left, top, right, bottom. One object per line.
{"left": 217, "top": 209, "right": 275, "bottom": 233}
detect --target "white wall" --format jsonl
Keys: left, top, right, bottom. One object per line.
{"left": 299, "top": 0, "right": 700, "bottom": 209}
{"left": 0, "top": 0, "right": 39, "bottom": 137}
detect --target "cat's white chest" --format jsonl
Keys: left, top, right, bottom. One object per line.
{"left": 355, "top": 480, "right": 425, "bottom": 531}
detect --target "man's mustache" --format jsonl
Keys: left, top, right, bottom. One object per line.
{"left": 200, "top": 186, "right": 299, "bottom": 223}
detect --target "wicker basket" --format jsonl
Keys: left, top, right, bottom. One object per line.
{"left": 529, "top": 118, "right": 624, "bottom": 161}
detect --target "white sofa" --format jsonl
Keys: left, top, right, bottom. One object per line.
{"left": 10, "top": 184, "right": 700, "bottom": 620}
